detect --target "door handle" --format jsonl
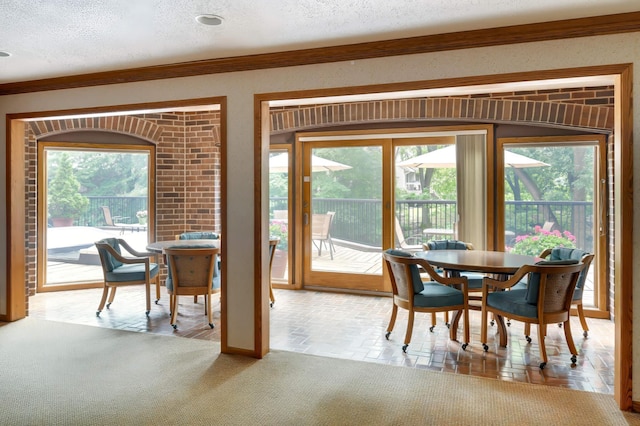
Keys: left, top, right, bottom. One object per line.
{"left": 304, "top": 213, "right": 309, "bottom": 226}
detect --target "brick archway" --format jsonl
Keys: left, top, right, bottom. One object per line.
{"left": 270, "top": 96, "right": 613, "bottom": 133}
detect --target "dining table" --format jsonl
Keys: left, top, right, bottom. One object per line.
{"left": 146, "top": 238, "right": 220, "bottom": 253}
{"left": 414, "top": 249, "right": 539, "bottom": 343}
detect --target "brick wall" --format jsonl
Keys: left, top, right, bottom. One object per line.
{"left": 23, "top": 112, "right": 221, "bottom": 305}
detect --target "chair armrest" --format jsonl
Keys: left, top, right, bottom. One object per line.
{"left": 415, "top": 258, "right": 468, "bottom": 291}
{"left": 118, "top": 239, "right": 155, "bottom": 258}
{"left": 538, "top": 248, "right": 552, "bottom": 259}
{"left": 98, "top": 243, "right": 150, "bottom": 268}
{"left": 482, "top": 265, "right": 534, "bottom": 291}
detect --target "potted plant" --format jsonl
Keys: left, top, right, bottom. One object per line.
{"left": 510, "top": 225, "right": 576, "bottom": 256}
{"left": 136, "top": 210, "right": 148, "bottom": 225}
{"left": 47, "top": 153, "right": 89, "bottom": 227}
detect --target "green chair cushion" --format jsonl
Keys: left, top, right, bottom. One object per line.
{"left": 549, "top": 247, "right": 590, "bottom": 300}
{"left": 178, "top": 232, "right": 220, "bottom": 240}
{"left": 105, "top": 262, "right": 159, "bottom": 283}
{"left": 96, "top": 237, "right": 123, "bottom": 271}
{"left": 486, "top": 289, "right": 536, "bottom": 318}
{"left": 414, "top": 282, "right": 464, "bottom": 308}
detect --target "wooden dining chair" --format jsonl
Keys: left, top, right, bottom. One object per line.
{"left": 94, "top": 237, "right": 160, "bottom": 317}
{"left": 164, "top": 247, "right": 220, "bottom": 330}
{"left": 480, "top": 260, "right": 586, "bottom": 369}
{"left": 268, "top": 238, "right": 279, "bottom": 307}
{"left": 177, "top": 232, "right": 221, "bottom": 303}
{"left": 423, "top": 239, "right": 485, "bottom": 331}
{"left": 383, "top": 249, "right": 469, "bottom": 353}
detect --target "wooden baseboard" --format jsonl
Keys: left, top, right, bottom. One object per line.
{"left": 631, "top": 400, "right": 640, "bottom": 412}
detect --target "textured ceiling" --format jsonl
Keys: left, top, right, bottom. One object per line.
{"left": 1, "top": 0, "right": 639, "bottom": 84}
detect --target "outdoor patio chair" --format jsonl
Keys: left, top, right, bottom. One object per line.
{"left": 394, "top": 216, "right": 423, "bottom": 253}
{"left": 423, "top": 239, "right": 485, "bottom": 330}
{"left": 383, "top": 249, "right": 469, "bottom": 353}
{"left": 94, "top": 237, "right": 160, "bottom": 317}
{"left": 312, "top": 211, "right": 336, "bottom": 259}
{"left": 164, "top": 246, "right": 220, "bottom": 330}
{"left": 480, "top": 259, "right": 587, "bottom": 369}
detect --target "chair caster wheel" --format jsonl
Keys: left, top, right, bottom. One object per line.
{"left": 507, "top": 321, "right": 511, "bottom": 327}
{"left": 583, "top": 331, "right": 588, "bottom": 338}
{"left": 385, "top": 331, "right": 391, "bottom": 340}
{"left": 270, "top": 302, "right": 273, "bottom": 308}
{"left": 429, "top": 326, "right": 435, "bottom": 333}
{"left": 96, "top": 311, "right": 100, "bottom": 317}
{"left": 482, "top": 344, "right": 488, "bottom": 352}
{"left": 145, "top": 311, "right": 150, "bottom": 317}
{"left": 155, "top": 300, "right": 159, "bottom": 305}
{"left": 446, "top": 323, "right": 450, "bottom": 329}
{"left": 490, "top": 320, "right": 494, "bottom": 327}
{"left": 462, "top": 343, "right": 468, "bottom": 351}
{"left": 106, "top": 303, "right": 111, "bottom": 309}
{"left": 558, "top": 323, "right": 562, "bottom": 328}
{"left": 209, "top": 323, "right": 214, "bottom": 329}
{"left": 539, "top": 362, "right": 546, "bottom": 370}
{"left": 525, "top": 336, "right": 532, "bottom": 344}
{"left": 172, "top": 324, "right": 177, "bottom": 330}
{"left": 402, "top": 344, "right": 408, "bottom": 353}
{"left": 571, "top": 355, "right": 577, "bottom": 364}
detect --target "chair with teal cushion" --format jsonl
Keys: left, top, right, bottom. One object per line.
{"left": 94, "top": 238, "right": 160, "bottom": 317}
{"left": 538, "top": 247, "right": 594, "bottom": 337}
{"left": 383, "top": 249, "right": 469, "bottom": 353}
{"left": 423, "top": 240, "right": 485, "bottom": 329}
{"left": 164, "top": 246, "right": 220, "bottom": 329}
{"left": 177, "top": 232, "right": 221, "bottom": 301}
{"left": 480, "top": 260, "right": 586, "bottom": 369}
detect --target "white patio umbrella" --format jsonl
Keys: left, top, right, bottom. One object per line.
{"left": 397, "top": 145, "right": 549, "bottom": 169}
{"left": 269, "top": 153, "right": 352, "bottom": 173}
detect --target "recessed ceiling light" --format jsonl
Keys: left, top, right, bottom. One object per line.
{"left": 0, "top": 51, "right": 11, "bottom": 57}
{"left": 195, "top": 14, "right": 223, "bottom": 26}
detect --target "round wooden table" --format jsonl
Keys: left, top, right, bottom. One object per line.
{"left": 415, "top": 250, "right": 538, "bottom": 275}
{"left": 414, "top": 249, "right": 539, "bottom": 344}
{"left": 146, "top": 239, "right": 220, "bottom": 253}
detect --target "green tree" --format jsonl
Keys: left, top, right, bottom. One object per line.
{"left": 48, "top": 153, "right": 90, "bottom": 219}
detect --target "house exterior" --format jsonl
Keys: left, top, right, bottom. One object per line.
{"left": 0, "top": 12, "right": 638, "bottom": 410}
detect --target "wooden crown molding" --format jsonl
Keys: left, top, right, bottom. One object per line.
{"left": 1, "top": 12, "right": 640, "bottom": 96}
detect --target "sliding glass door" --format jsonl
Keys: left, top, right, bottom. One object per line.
{"left": 498, "top": 135, "right": 607, "bottom": 315}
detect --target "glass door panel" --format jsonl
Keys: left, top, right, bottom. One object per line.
{"left": 502, "top": 143, "right": 600, "bottom": 308}
{"left": 39, "top": 146, "right": 151, "bottom": 290}
{"left": 303, "top": 143, "right": 386, "bottom": 292}
{"left": 269, "top": 148, "right": 291, "bottom": 283}
{"left": 394, "top": 143, "right": 457, "bottom": 249}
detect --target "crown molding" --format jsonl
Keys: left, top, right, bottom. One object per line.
{"left": 1, "top": 11, "right": 639, "bottom": 96}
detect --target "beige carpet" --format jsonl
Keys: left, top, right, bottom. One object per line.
{"left": 0, "top": 318, "right": 635, "bottom": 425}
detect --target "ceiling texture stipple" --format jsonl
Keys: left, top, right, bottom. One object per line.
{"left": 0, "top": 0, "right": 639, "bottom": 84}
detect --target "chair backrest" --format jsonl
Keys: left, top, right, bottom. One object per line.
{"left": 424, "top": 239, "right": 472, "bottom": 251}
{"left": 164, "top": 247, "right": 219, "bottom": 291}
{"left": 312, "top": 213, "right": 332, "bottom": 239}
{"left": 100, "top": 206, "right": 115, "bottom": 226}
{"left": 393, "top": 216, "right": 424, "bottom": 252}
{"left": 268, "top": 238, "right": 279, "bottom": 271}
{"left": 94, "top": 237, "right": 123, "bottom": 272}
{"left": 521, "top": 261, "right": 585, "bottom": 315}
{"left": 542, "top": 221, "right": 555, "bottom": 232}
{"left": 177, "top": 231, "right": 220, "bottom": 240}
{"left": 273, "top": 210, "right": 288, "bottom": 220}
{"left": 540, "top": 247, "right": 594, "bottom": 295}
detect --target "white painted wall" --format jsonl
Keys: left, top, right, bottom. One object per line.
{"left": 1, "top": 32, "right": 638, "bottom": 394}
